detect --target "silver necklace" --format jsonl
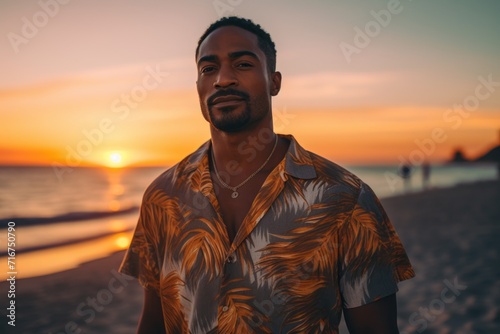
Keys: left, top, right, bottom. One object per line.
{"left": 211, "top": 135, "right": 279, "bottom": 199}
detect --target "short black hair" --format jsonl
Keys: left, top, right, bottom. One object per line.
{"left": 196, "top": 16, "right": 277, "bottom": 73}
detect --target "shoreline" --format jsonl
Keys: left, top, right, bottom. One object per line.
{"left": 1, "top": 179, "right": 498, "bottom": 333}
{"left": 0, "top": 227, "right": 134, "bottom": 257}
{"left": 0, "top": 206, "right": 139, "bottom": 228}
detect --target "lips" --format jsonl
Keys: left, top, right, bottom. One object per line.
{"left": 208, "top": 89, "right": 249, "bottom": 109}
{"left": 211, "top": 95, "right": 244, "bottom": 106}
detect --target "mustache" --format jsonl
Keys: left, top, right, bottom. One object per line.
{"left": 207, "top": 89, "right": 249, "bottom": 106}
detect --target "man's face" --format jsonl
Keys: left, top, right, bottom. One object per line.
{"left": 196, "top": 26, "right": 280, "bottom": 133}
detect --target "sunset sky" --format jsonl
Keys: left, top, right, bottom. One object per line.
{"left": 1, "top": 0, "right": 499, "bottom": 167}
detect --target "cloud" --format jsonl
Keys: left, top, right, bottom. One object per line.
{"left": 278, "top": 71, "right": 397, "bottom": 106}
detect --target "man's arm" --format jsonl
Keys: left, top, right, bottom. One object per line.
{"left": 343, "top": 293, "right": 399, "bottom": 334}
{"left": 137, "top": 287, "right": 166, "bottom": 334}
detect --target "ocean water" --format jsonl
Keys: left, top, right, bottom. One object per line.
{"left": 0, "top": 163, "right": 497, "bottom": 278}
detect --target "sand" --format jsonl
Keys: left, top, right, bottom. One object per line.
{"left": 0, "top": 251, "right": 143, "bottom": 334}
{"left": 384, "top": 180, "right": 500, "bottom": 334}
{"left": 1, "top": 180, "right": 499, "bottom": 333}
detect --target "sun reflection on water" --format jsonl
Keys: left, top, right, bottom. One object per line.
{"left": 114, "top": 233, "right": 131, "bottom": 250}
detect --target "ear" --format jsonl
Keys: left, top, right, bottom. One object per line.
{"left": 270, "top": 71, "right": 282, "bottom": 96}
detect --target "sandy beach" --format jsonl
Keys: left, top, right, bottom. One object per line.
{"left": 1, "top": 180, "right": 499, "bottom": 333}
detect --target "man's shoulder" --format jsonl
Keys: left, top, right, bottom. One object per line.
{"left": 143, "top": 141, "right": 210, "bottom": 198}
{"left": 305, "top": 150, "right": 386, "bottom": 218}
{"left": 306, "top": 149, "right": 364, "bottom": 194}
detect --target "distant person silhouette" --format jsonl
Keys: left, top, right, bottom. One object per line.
{"left": 422, "top": 161, "right": 431, "bottom": 189}
{"left": 399, "top": 164, "right": 412, "bottom": 192}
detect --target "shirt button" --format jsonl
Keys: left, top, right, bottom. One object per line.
{"left": 227, "top": 254, "right": 237, "bottom": 263}
{"left": 222, "top": 305, "right": 229, "bottom": 312}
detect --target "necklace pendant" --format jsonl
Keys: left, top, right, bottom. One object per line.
{"left": 231, "top": 191, "right": 239, "bottom": 199}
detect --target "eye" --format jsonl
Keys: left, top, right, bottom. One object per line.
{"left": 201, "top": 66, "right": 216, "bottom": 74}
{"left": 236, "top": 62, "right": 253, "bottom": 68}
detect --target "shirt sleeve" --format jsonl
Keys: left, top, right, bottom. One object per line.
{"left": 119, "top": 199, "right": 162, "bottom": 293}
{"left": 339, "top": 182, "right": 414, "bottom": 309}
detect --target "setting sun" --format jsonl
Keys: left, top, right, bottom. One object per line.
{"left": 107, "top": 152, "right": 125, "bottom": 168}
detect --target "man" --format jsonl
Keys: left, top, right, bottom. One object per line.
{"left": 120, "top": 16, "right": 414, "bottom": 333}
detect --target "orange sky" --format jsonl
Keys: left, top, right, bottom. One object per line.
{"left": 1, "top": 0, "right": 499, "bottom": 167}
{"left": 1, "top": 75, "right": 498, "bottom": 167}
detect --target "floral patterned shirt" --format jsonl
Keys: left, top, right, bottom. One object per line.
{"left": 120, "top": 134, "right": 414, "bottom": 333}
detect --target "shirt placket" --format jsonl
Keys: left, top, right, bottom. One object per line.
{"left": 216, "top": 160, "right": 288, "bottom": 329}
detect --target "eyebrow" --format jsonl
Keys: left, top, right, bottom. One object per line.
{"left": 197, "top": 50, "right": 259, "bottom": 66}
{"left": 228, "top": 50, "right": 259, "bottom": 60}
{"left": 197, "top": 55, "right": 217, "bottom": 66}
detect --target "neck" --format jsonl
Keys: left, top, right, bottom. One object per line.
{"left": 210, "top": 123, "right": 278, "bottom": 179}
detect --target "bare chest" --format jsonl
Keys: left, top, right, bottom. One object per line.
{"left": 213, "top": 172, "right": 268, "bottom": 243}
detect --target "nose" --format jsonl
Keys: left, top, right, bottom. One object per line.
{"left": 213, "top": 66, "right": 237, "bottom": 89}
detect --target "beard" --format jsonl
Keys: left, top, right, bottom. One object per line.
{"left": 205, "top": 88, "right": 253, "bottom": 133}
{"left": 208, "top": 102, "right": 252, "bottom": 133}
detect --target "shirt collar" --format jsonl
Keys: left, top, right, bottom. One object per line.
{"left": 281, "top": 134, "right": 317, "bottom": 180}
